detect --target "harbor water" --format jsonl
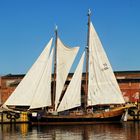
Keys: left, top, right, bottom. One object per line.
{"left": 0, "top": 122, "right": 140, "bottom": 140}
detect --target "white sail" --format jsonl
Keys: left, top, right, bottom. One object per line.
{"left": 55, "top": 37, "right": 79, "bottom": 110}
{"left": 88, "top": 22, "right": 125, "bottom": 106}
{"left": 4, "top": 38, "right": 53, "bottom": 106}
{"left": 57, "top": 52, "right": 85, "bottom": 112}
{"left": 29, "top": 48, "right": 54, "bottom": 109}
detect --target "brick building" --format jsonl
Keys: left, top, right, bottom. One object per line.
{"left": 0, "top": 74, "right": 24, "bottom": 105}
{"left": 115, "top": 71, "right": 140, "bottom": 102}
{"left": 0, "top": 71, "right": 140, "bottom": 105}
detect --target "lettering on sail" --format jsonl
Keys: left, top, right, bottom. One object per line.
{"left": 102, "top": 63, "right": 109, "bottom": 71}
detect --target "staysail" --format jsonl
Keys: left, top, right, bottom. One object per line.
{"left": 88, "top": 22, "right": 125, "bottom": 106}
{"left": 57, "top": 52, "right": 85, "bottom": 112}
{"left": 29, "top": 48, "right": 54, "bottom": 109}
{"left": 4, "top": 38, "right": 53, "bottom": 106}
{"left": 55, "top": 37, "right": 79, "bottom": 109}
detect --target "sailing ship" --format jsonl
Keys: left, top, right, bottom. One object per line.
{"left": 2, "top": 10, "right": 128, "bottom": 124}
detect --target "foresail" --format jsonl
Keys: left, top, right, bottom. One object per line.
{"left": 29, "top": 48, "right": 54, "bottom": 109}
{"left": 57, "top": 52, "right": 85, "bottom": 112}
{"left": 55, "top": 37, "right": 79, "bottom": 110}
{"left": 88, "top": 22, "right": 125, "bottom": 106}
{"left": 4, "top": 38, "right": 53, "bottom": 106}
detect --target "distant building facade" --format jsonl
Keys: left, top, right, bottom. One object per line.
{"left": 115, "top": 71, "right": 140, "bottom": 103}
{"left": 0, "top": 74, "right": 24, "bottom": 105}
{"left": 0, "top": 71, "right": 140, "bottom": 105}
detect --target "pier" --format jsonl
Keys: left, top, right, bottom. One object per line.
{"left": 0, "top": 110, "right": 28, "bottom": 124}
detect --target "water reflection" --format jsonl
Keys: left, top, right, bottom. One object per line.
{"left": 0, "top": 122, "right": 140, "bottom": 140}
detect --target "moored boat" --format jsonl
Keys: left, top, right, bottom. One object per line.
{"left": 29, "top": 107, "right": 127, "bottom": 125}
{"left": 1, "top": 10, "right": 128, "bottom": 124}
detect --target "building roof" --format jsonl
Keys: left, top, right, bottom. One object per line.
{"left": 1, "top": 74, "right": 25, "bottom": 78}
{"left": 1, "top": 70, "right": 140, "bottom": 81}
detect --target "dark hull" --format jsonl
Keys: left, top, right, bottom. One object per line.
{"left": 29, "top": 107, "right": 126, "bottom": 125}
{"left": 29, "top": 115, "right": 123, "bottom": 125}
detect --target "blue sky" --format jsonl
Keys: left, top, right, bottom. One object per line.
{"left": 0, "top": 0, "right": 140, "bottom": 75}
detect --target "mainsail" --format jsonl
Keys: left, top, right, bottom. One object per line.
{"left": 87, "top": 22, "right": 125, "bottom": 106}
{"left": 4, "top": 38, "right": 53, "bottom": 106}
{"left": 55, "top": 37, "right": 79, "bottom": 109}
{"left": 57, "top": 52, "right": 85, "bottom": 112}
{"left": 29, "top": 48, "right": 54, "bottom": 109}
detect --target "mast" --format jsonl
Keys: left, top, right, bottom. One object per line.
{"left": 85, "top": 9, "right": 91, "bottom": 110}
{"left": 52, "top": 25, "right": 58, "bottom": 111}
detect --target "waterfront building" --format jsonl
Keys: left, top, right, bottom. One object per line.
{"left": 0, "top": 71, "right": 140, "bottom": 105}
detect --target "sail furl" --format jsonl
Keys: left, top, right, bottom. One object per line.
{"left": 55, "top": 37, "right": 79, "bottom": 110}
{"left": 4, "top": 38, "right": 53, "bottom": 106}
{"left": 57, "top": 52, "right": 85, "bottom": 112}
{"left": 88, "top": 22, "right": 125, "bottom": 106}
